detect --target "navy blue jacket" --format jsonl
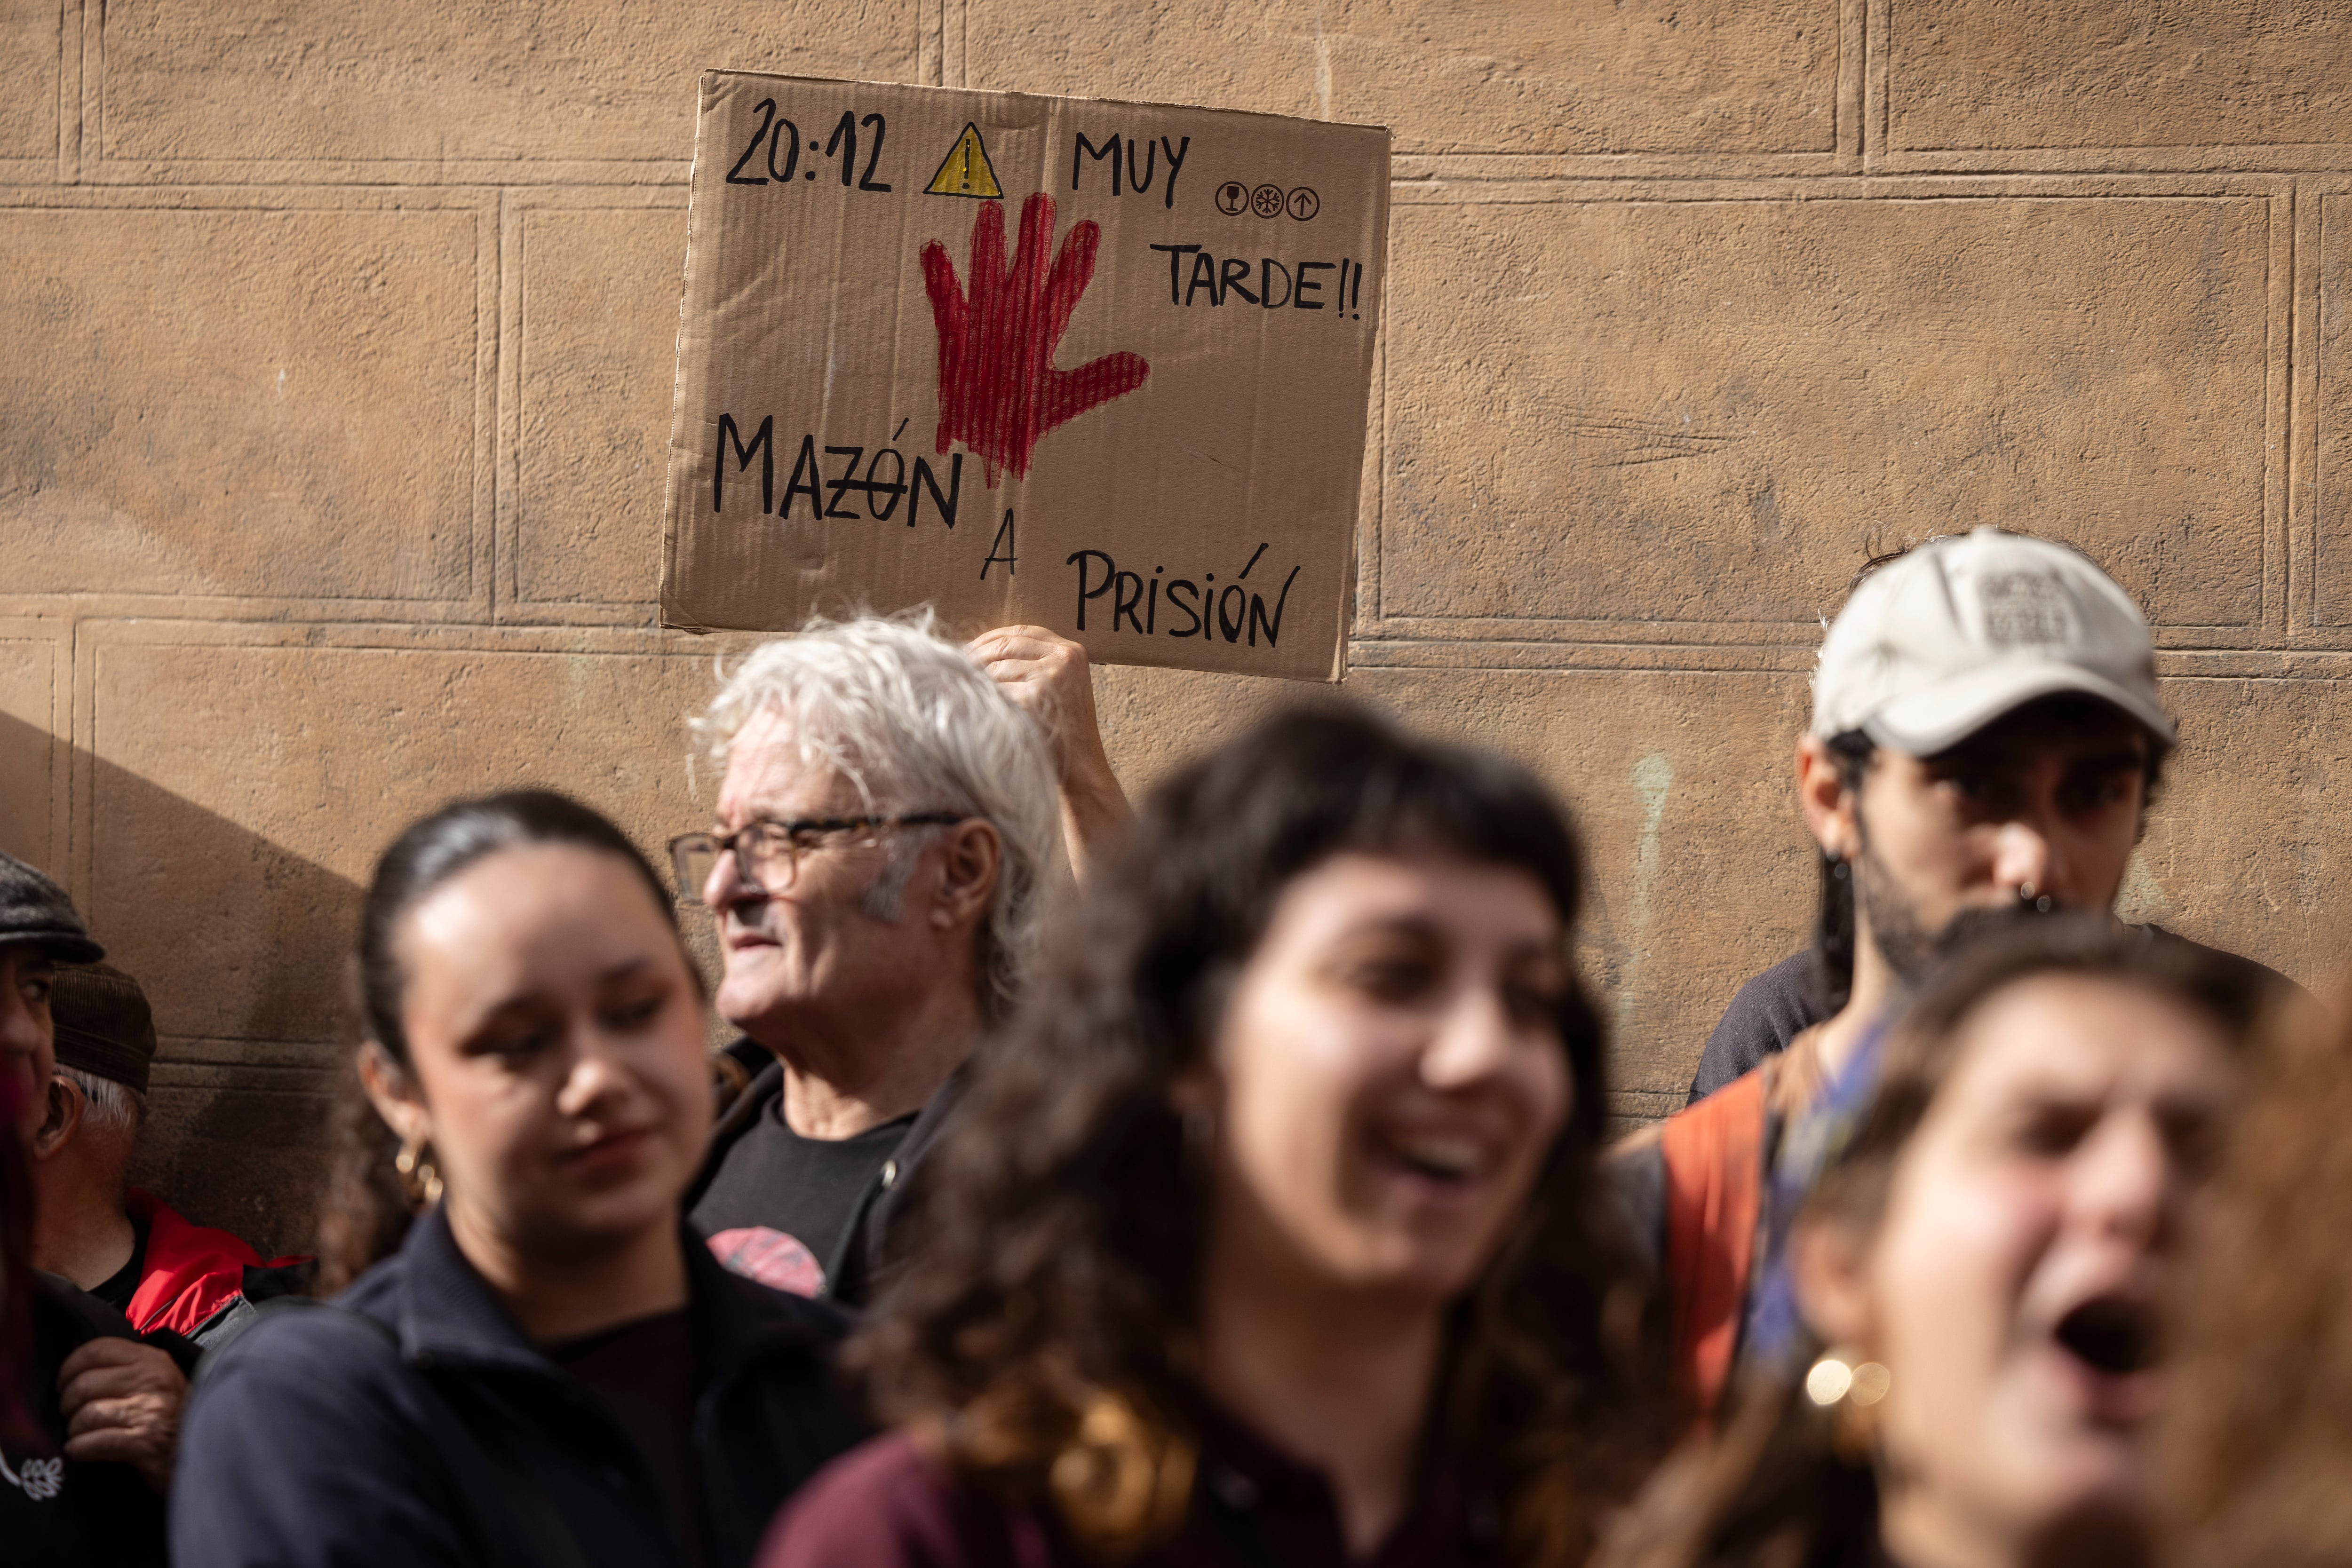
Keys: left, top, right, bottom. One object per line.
{"left": 169, "top": 1206, "right": 867, "bottom": 1568}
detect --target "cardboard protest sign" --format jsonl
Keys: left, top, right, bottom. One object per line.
{"left": 660, "top": 71, "right": 1389, "bottom": 682}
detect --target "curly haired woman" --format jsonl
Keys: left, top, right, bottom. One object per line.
{"left": 760, "top": 705, "right": 1670, "bottom": 1568}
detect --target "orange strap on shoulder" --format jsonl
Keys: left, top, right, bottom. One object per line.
{"left": 1660, "top": 1067, "right": 1769, "bottom": 1417}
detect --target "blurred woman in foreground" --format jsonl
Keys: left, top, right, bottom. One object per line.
{"left": 174, "top": 791, "right": 864, "bottom": 1568}
{"left": 2158, "top": 958, "right": 2351, "bottom": 1568}
{"left": 763, "top": 705, "right": 1667, "bottom": 1568}
{"left": 1598, "top": 916, "right": 2266, "bottom": 1568}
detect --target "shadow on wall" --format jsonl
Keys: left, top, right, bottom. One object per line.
{"left": 1, "top": 711, "right": 361, "bottom": 1257}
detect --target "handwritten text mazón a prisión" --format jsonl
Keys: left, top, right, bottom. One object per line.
{"left": 710, "top": 418, "right": 1303, "bottom": 651}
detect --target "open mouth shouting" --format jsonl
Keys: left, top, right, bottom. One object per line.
{"left": 2045, "top": 1291, "right": 2164, "bottom": 1424}
{"left": 2054, "top": 1295, "right": 2160, "bottom": 1378}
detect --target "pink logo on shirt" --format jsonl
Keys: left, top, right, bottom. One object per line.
{"left": 707, "top": 1227, "right": 826, "bottom": 1297}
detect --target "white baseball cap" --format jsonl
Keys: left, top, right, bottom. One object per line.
{"left": 1810, "top": 528, "right": 2176, "bottom": 755}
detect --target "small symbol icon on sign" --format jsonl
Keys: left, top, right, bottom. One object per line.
{"left": 1287, "top": 186, "right": 1319, "bottom": 221}
{"left": 926, "top": 121, "right": 1004, "bottom": 199}
{"left": 1216, "top": 182, "right": 1248, "bottom": 216}
{"left": 1251, "top": 183, "right": 1285, "bottom": 219}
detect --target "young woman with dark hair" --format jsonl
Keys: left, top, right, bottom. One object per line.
{"left": 173, "top": 791, "right": 865, "bottom": 1568}
{"left": 762, "top": 706, "right": 1669, "bottom": 1568}
{"left": 1598, "top": 914, "right": 2268, "bottom": 1568}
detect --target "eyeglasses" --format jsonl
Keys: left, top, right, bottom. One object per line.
{"left": 667, "top": 813, "right": 964, "bottom": 905}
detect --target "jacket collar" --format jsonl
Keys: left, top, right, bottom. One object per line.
{"left": 391, "top": 1204, "right": 546, "bottom": 1370}
{"left": 122, "top": 1188, "right": 268, "bottom": 1337}
{"left": 391, "top": 1202, "right": 845, "bottom": 1375}
{"left": 887, "top": 1060, "right": 971, "bottom": 1173}
{"left": 685, "top": 1053, "right": 786, "bottom": 1212}
{"left": 818, "top": 1060, "right": 973, "bottom": 1302}
{"left": 691, "top": 1043, "right": 974, "bottom": 1215}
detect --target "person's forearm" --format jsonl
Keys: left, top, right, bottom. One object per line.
{"left": 1058, "top": 756, "right": 1133, "bottom": 885}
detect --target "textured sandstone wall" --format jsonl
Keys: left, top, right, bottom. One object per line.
{"left": 3, "top": 2, "right": 2348, "bottom": 1251}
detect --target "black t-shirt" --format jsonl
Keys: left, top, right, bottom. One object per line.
{"left": 689, "top": 1092, "right": 916, "bottom": 1298}
{"left": 1687, "top": 950, "right": 1837, "bottom": 1104}
{"left": 544, "top": 1309, "right": 707, "bottom": 1568}
{"left": 1687, "top": 929, "right": 2307, "bottom": 1105}
{"left": 86, "top": 1213, "right": 151, "bottom": 1317}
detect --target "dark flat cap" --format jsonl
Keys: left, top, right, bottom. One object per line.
{"left": 52, "top": 962, "right": 155, "bottom": 1096}
{"left": 0, "top": 852, "right": 102, "bottom": 965}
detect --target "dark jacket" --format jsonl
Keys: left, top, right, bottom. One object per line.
{"left": 170, "top": 1205, "right": 867, "bottom": 1568}
{"left": 7, "top": 1281, "right": 170, "bottom": 1568}
{"left": 691, "top": 1052, "right": 972, "bottom": 1308}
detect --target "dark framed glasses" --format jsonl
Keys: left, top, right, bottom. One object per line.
{"left": 667, "top": 813, "right": 964, "bottom": 904}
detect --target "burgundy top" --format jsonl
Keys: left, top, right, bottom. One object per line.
{"left": 759, "top": 1410, "right": 1491, "bottom": 1568}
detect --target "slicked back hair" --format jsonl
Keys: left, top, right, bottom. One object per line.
{"left": 325, "top": 789, "right": 692, "bottom": 1292}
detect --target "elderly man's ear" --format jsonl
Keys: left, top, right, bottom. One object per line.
{"left": 32, "top": 1071, "right": 87, "bottom": 1162}
{"left": 929, "top": 820, "right": 1004, "bottom": 930}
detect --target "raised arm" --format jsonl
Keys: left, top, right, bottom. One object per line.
{"left": 966, "top": 626, "right": 1133, "bottom": 885}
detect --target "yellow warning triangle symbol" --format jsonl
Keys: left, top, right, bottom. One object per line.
{"left": 926, "top": 122, "right": 1003, "bottom": 199}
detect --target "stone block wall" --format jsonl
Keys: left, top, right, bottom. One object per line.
{"left": 3, "top": 2, "right": 2347, "bottom": 1250}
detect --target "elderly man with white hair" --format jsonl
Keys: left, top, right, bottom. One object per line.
{"left": 678, "top": 615, "right": 1113, "bottom": 1307}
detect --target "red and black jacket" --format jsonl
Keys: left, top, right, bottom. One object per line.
{"left": 122, "top": 1188, "right": 309, "bottom": 1346}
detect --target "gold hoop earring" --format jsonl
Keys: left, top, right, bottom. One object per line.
{"left": 1806, "top": 1348, "right": 1890, "bottom": 1458}
{"left": 394, "top": 1131, "right": 444, "bottom": 1208}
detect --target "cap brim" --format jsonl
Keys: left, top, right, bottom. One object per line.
{"left": 1863, "top": 661, "right": 2177, "bottom": 757}
{"left": 0, "top": 930, "right": 104, "bottom": 965}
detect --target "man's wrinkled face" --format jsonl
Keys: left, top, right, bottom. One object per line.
{"left": 1851, "top": 699, "right": 2151, "bottom": 978}
{"left": 0, "top": 945, "right": 56, "bottom": 1140}
{"left": 703, "top": 708, "right": 941, "bottom": 1043}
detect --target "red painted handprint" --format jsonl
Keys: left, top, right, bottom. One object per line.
{"left": 920, "top": 192, "right": 1150, "bottom": 487}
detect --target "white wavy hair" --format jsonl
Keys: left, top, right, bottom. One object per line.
{"left": 57, "top": 1064, "right": 145, "bottom": 1148}
{"left": 690, "top": 611, "right": 1061, "bottom": 1021}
